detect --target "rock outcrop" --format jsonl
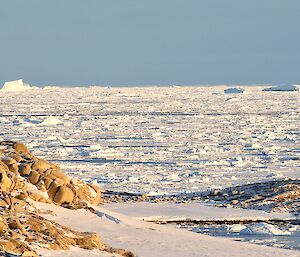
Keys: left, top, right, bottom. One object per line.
{"left": 0, "top": 141, "right": 134, "bottom": 257}
{"left": 0, "top": 141, "right": 101, "bottom": 206}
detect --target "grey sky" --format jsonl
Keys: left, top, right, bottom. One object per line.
{"left": 1, "top": 1, "right": 300, "bottom": 86}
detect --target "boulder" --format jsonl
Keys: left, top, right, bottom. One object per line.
{"left": 0, "top": 161, "right": 9, "bottom": 173}
{"left": 50, "top": 168, "right": 70, "bottom": 184}
{"left": 19, "top": 163, "right": 32, "bottom": 176}
{"left": 9, "top": 152, "right": 23, "bottom": 162}
{"left": 0, "top": 171, "right": 12, "bottom": 191}
{"left": 53, "top": 186, "right": 75, "bottom": 204}
{"left": 8, "top": 163, "right": 19, "bottom": 173}
{"left": 1, "top": 156, "right": 17, "bottom": 166}
{"left": 32, "top": 159, "right": 52, "bottom": 172}
{"left": 47, "top": 179, "right": 65, "bottom": 200}
{"left": 29, "top": 170, "right": 40, "bottom": 184}
{"left": 12, "top": 142, "right": 30, "bottom": 155}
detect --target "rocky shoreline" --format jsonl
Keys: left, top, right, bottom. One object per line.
{"left": 1, "top": 140, "right": 298, "bottom": 256}
{"left": 0, "top": 141, "right": 134, "bottom": 257}
{"left": 103, "top": 179, "right": 300, "bottom": 216}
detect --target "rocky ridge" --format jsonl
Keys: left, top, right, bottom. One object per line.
{"left": 103, "top": 179, "right": 300, "bottom": 216}
{"left": 0, "top": 141, "right": 134, "bottom": 257}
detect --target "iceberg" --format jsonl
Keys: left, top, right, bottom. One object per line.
{"left": 41, "top": 116, "right": 63, "bottom": 125}
{"left": 1, "top": 79, "right": 37, "bottom": 92}
{"left": 262, "top": 84, "right": 299, "bottom": 92}
{"left": 224, "top": 87, "right": 244, "bottom": 94}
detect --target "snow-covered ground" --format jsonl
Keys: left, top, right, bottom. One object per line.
{"left": 0, "top": 86, "right": 299, "bottom": 195}
{"left": 35, "top": 202, "right": 300, "bottom": 257}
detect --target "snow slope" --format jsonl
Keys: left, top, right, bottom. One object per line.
{"left": 35, "top": 202, "right": 299, "bottom": 257}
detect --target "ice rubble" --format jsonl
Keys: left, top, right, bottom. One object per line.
{"left": 262, "top": 84, "right": 299, "bottom": 92}
{"left": 1, "top": 79, "right": 37, "bottom": 92}
{"left": 224, "top": 87, "right": 245, "bottom": 94}
{"left": 240, "top": 223, "right": 291, "bottom": 236}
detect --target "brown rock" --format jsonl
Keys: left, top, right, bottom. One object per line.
{"left": 21, "top": 250, "right": 38, "bottom": 257}
{"left": 43, "top": 177, "right": 54, "bottom": 189}
{"left": 13, "top": 142, "right": 30, "bottom": 155}
{"left": 76, "top": 233, "right": 104, "bottom": 249}
{"left": 9, "top": 152, "right": 23, "bottom": 162}
{"left": 19, "top": 163, "right": 32, "bottom": 176}
{"left": 1, "top": 156, "right": 17, "bottom": 166}
{"left": 32, "top": 158, "right": 53, "bottom": 172}
{"left": 0, "top": 170, "right": 12, "bottom": 191}
{"left": 23, "top": 152, "right": 34, "bottom": 160}
{"left": 53, "top": 186, "right": 75, "bottom": 204}
{"left": 89, "top": 184, "right": 102, "bottom": 205}
{"left": 48, "top": 179, "right": 65, "bottom": 200}
{"left": 29, "top": 170, "right": 40, "bottom": 184}
{"left": 0, "top": 160, "right": 9, "bottom": 172}
{"left": 8, "top": 163, "right": 19, "bottom": 173}
{"left": 50, "top": 168, "right": 70, "bottom": 184}
{"left": 0, "top": 219, "right": 8, "bottom": 234}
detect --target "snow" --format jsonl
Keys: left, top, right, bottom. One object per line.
{"left": 262, "top": 84, "right": 299, "bottom": 92}
{"left": 103, "top": 202, "right": 292, "bottom": 222}
{"left": 1, "top": 79, "right": 37, "bottom": 92}
{"left": 34, "top": 202, "right": 299, "bottom": 257}
{"left": 224, "top": 87, "right": 245, "bottom": 94}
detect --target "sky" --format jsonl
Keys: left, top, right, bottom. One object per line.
{"left": 1, "top": 1, "right": 300, "bottom": 86}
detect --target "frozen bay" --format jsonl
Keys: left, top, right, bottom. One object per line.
{"left": 0, "top": 86, "right": 299, "bottom": 195}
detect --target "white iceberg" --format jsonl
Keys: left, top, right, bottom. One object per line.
{"left": 262, "top": 84, "right": 299, "bottom": 92}
{"left": 1, "top": 79, "right": 37, "bottom": 92}
{"left": 224, "top": 88, "right": 244, "bottom": 94}
{"left": 41, "top": 116, "right": 63, "bottom": 125}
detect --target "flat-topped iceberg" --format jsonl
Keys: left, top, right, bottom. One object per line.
{"left": 262, "top": 84, "right": 299, "bottom": 92}
{"left": 224, "top": 87, "right": 244, "bottom": 94}
{"left": 1, "top": 79, "right": 38, "bottom": 92}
